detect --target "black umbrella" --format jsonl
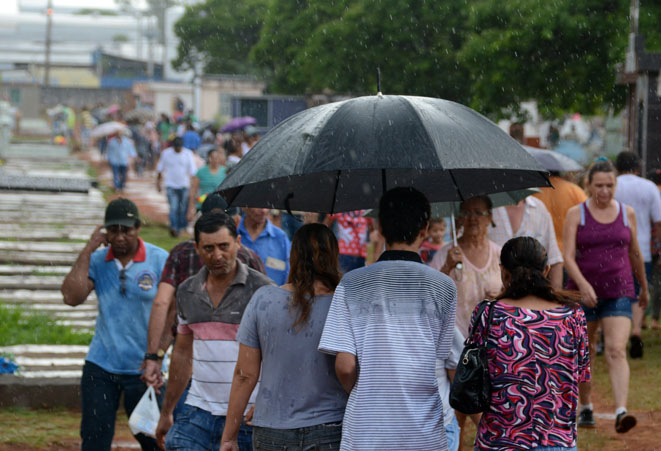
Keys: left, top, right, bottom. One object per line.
{"left": 218, "top": 95, "right": 550, "bottom": 213}
{"left": 524, "top": 145, "right": 584, "bottom": 172}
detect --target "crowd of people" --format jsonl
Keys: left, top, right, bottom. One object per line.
{"left": 61, "top": 115, "right": 661, "bottom": 450}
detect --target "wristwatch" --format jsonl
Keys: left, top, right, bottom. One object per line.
{"left": 144, "top": 349, "right": 165, "bottom": 361}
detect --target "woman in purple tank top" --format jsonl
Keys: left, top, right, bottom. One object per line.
{"left": 563, "top": 160, "right": 648, "bottom": 435}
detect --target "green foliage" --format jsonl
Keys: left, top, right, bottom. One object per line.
{"left": 253, "top": 0, "right": 471, "bottom": 100}
{"left": 139, "top": 223, "right": 186, "bottom": 252}
{"left": 74, "top": 8, "right": 118, "bottom": 15}
{"left": 459, "top": 0, "right": 630, "bottom": 118}
{"left": 640, "top": 2, "right": 661, "bottom": 51}
{"left": 172, "top": 0, "right": 661, "bottom": 118}
{"left": 0, "top": 304, "right": 92, "bottom": 346}
{"left": 172, "top": 0, "right": 268, "bottom": 74}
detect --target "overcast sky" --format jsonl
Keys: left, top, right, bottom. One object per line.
{"left": 1, "top": 0, "right": 148, "bottom": 14}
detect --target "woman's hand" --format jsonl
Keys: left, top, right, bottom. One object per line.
{"left": 442, "top": 246, "right": 463, "bottom": 274}
{"left": 578, "top": 282, "right": 598, "bottom": 308}
{"left": 638, "top": 288, "right": 649, "bottom": 310}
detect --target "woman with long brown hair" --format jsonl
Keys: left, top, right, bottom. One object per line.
{"left": 220, "top": 223, "right": 347, "bottom": 451}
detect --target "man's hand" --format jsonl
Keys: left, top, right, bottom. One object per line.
{"left": 187, "top": 206, "right": 196, "bottom": 223}
{"left": 139, "top": 359, "right": 164, "bottom": 394}
{"left": 88, "top": 225, "right": 107, "bottom": 250}
{"left": 155, "top": 412, "right": 173, "bottom": 449}
{"left": 220, "top": 440, "right": 239, "bottom": 451}
{"left": 244, "top": 405, "right": 255, "bottom": 426}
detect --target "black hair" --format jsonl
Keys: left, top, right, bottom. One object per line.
{"left": 587, "top": 159, "right": 616, "bottom": 183}
{"left": 615, "top": 151, "right": 641, "bottom": 174}
{"left": 194, "top": 212, "right": 237, "bottom": 243}
{"left": 648, "top": 168, "right": 661, "bottom": 185}
{"left": 173, "top": 136, "right": 183, "bottom": 148}
{"left": 498, "top": 237, "right": 579, "bottom": 306}
{"left": 378, "top": 187, "right": 430, "bottom": 245}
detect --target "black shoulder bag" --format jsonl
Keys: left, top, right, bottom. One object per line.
{"left": 449, "top": 300, "right": 495, "bottom": 415}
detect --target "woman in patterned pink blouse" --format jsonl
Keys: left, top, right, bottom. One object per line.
{"left": 470, "top": 236, "right": 590, "bottom": 451}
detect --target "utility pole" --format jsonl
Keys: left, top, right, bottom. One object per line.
{"left": 44, "top": 0, "right": 53, "bottom": 87}
{"left": 161, "top": 0, "right": 167, "bottom": 80}
{"left": 136, "top": 10, "right": 142, "bottom": 60}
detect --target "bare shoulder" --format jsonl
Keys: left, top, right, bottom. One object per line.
{"left": 565, "top": 204, "right": 581, "bottom": 221}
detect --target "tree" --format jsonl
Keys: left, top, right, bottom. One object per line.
{"left": 171, "top": 0, "right": 268, "bottom": 74}
{"left": 251, "top": 0, "right": 472, "bottom": 100}
{"left": 458, "top": 0, "right": 632, "bottom": 118}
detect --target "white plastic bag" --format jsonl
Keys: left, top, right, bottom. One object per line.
{"left": 128, "top": 385, "right": 160, "bottom": 438}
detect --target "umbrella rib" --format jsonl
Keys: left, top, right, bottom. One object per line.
{"left": 329, "top": 170, "right": 342, "bottom": 214}
{"left": 448, "top": 170, "right": 465, "bottom": 202}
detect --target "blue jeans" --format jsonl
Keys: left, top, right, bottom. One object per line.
{"left": 80, "top": 361, "right": 161, "bottom": 451}
{"left": 166, "top": 187, "right": 189, "bottom": 233}
{"left": 165, "top": 404, "right": 252, "bottom": 451}
{"left": 445, "top": 414, "right": 460, "bottom": 451}
{"left": 252, "top": 422, "right": 342, "bottom": 450}
{"left": 111, "top": 164, "right": 128, "bottom": 190}
{"left": 339, "top": 255, "right": 365, "bottom": 274}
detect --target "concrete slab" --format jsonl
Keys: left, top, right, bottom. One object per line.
{"left": 0, "top": 375, "right": 80, "bottom": 408}
{"left": 0, "top": 241, "right": 85, "bottom": 253}
{"left": 0, "top": 275, "right": 64, "bottom": 290}
{"left": 0, "top": 216, "right": 100, "bottom": 226}
{"left": 0, "top": 289, "right": 97, "bottom": 304}
{"left": 0, "top": 265, "right": 71, "bottom": 275}
{"left": 2, "top": 214, "right": 103, "bottom": 224}
{"left": 0, "top": 251, "right": 77, "bottom": 265}
{"left": 0, "top": 230, "right": 91, "bottom": 241}
{"left": 0, "top": 174, "right": 91, "bottom": 193}
{"left": 0, "top": 344, "right": 88, "bottom": 354}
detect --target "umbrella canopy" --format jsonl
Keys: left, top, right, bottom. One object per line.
{"left": 90, "top": 121, "right": 127, "bottom": 139}
{"left": 218, "top": 95, "right": 550, "bottom": 213}
{"left": 220, "top": 116, "right": 257, "bottom": 133}
{"left": 524, "top": 146, "right": 583, "bottom": 172}
{"left": 365, "top": 188, "right": 540, "bottom": 219}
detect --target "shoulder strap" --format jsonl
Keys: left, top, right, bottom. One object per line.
{"left": 579, "top": 202, "right": 586, "bottom": 226}
{"left": 470, "top": 300, "right": 495, "bottom": 339}
{"left": 620, "top": 202, "right": 630, "bottom": 227}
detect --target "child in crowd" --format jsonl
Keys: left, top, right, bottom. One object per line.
{"left": 420, "top": 217, "right": 446, "bottom": 264}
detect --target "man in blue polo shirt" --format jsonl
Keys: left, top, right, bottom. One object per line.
{"left": 238, "top": 207, "right": 291, "bottom": 285}
{"left": 61, "top": 198, "right": 169, "bottom": 451}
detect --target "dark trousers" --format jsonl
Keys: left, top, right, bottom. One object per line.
{"left": 80, "top": 361, "right": 161, "bottom": 451}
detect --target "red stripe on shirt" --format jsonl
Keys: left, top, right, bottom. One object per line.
{"left": 181, "top": 322, "right": 240, "bottom": 340}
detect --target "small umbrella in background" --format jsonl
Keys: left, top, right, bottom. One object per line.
{"left": 524, "top": 146, "right": 584, "bottom": 172}
{"left": 220, "top": 116, "right": 257, "bottom": 133}
{"left": 218, "top": 94, "right": 550, "bottom": 213}
{"left": 91, "top": 121, "right": 127, "bottom": 139}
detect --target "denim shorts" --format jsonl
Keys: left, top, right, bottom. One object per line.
{"left": 582, "top": 297, "right": 634, "bottom": 322}
{"left": 252, "top": 422, "right": 342, "bottom": 450}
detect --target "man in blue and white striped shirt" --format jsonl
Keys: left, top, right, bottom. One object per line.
{"left": 319, "top": 187, "right": 457, "bottom": 450}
